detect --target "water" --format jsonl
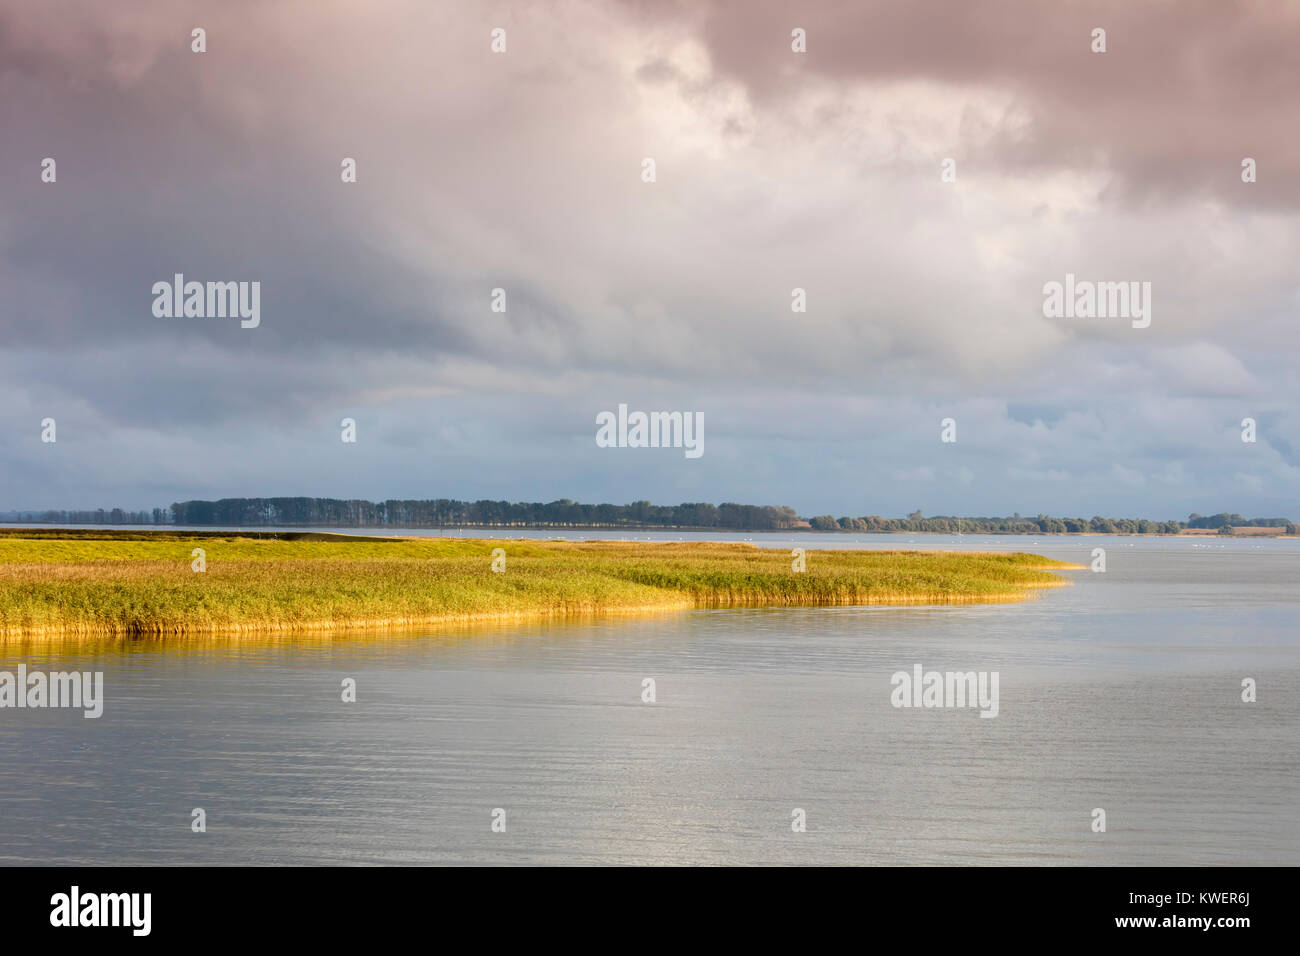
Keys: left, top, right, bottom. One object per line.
{"left": 1, "top": 534, "right": 1297, "bottom": 865}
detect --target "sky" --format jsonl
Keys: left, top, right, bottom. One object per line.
{"left": 1, "top": 0, "right": 1297, "bottom": 520}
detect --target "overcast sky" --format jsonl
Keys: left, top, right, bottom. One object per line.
{"left": 2, "top": 0, "right": 1297, "bottom": 519}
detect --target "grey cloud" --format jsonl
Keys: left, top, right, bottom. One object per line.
{"left": 0, "top": 0, "right": 1296, "bottom": 517}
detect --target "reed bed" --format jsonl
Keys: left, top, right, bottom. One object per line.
{"left": 0, "top": 533, "right": 1081, "bottom": 639}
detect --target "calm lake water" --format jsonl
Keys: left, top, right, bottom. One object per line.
{"left": 1, "top": 532, "right": 1297, "bottom": 865}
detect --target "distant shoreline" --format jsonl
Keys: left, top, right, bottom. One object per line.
{"left": 0, "top": 525, "right": 1294, "bottom": 539}
{"left": 5, "top": 502, "right": 1293, "bottom": 539}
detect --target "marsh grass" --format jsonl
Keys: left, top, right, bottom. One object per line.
{"left": 0, "top": 534, "right": 1081, "bottom": 639}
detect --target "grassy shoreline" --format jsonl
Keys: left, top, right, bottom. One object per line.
{"left": 0, "top": 533, "right": 1082, "bottom": 639}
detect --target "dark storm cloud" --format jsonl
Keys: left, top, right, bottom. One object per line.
{"left": 628, "top": 0, "right": 1300, "bottom": 209}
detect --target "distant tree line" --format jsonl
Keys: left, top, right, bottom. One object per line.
{"left": 3, "top": 502, "right": 1294, "bottom": 534}
{"left": 165, "top": 498, "right": 803, "bottom": 529}
{"left": 806, "top": 511, "right": 1297, "bottom": 535}
{"left": 1185, "top": 513, "right": 1292, "bottom": 529}
{"left": 2, "top": 508, "right": 169, "bottom": 525}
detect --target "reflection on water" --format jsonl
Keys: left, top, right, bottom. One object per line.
{"left": 0, "top": 538, "right": 1297, "bottom": 864}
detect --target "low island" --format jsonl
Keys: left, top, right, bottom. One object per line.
{"left": 0, "top": 530, "right": 1082, "bottom": 639}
